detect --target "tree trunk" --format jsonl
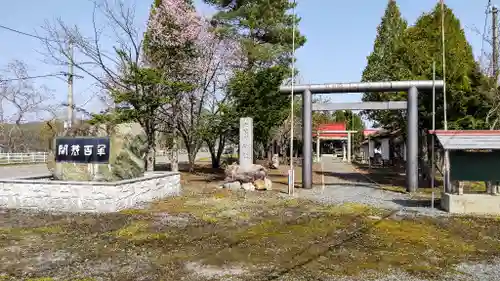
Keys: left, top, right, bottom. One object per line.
{"left": 185, "top": 140, "right": 203, "bottom": 172}
{"left": 208, "top": 143, "right": 223, "bottom": 169}
{"left": 208, "top": 144, "right": 218, "bottom": 168}
{"left": 281, "top": 141, "right": 288, "bottom": 164}
{"left": 216, "top": 136, "right": 226, "bottom": 167}
{"left": 171, "top": 107, "right": 179, "bottom": 172}
{"left": 146, "top": 144, "right": 155, "bottom": 172}
{"left": 206, "top": 135, "right": 226, "bottom": 169}
{"left": 419, "top": 130, "right": 431, "bottom": 188}
{"left": 171, "top": 136, "right": 179, "bottom": 172}
{"left": 185, "top": 143, "right": 198, "bottom": 173}
{"left": 267, "top": 142, "right": 273, "bottom": 163}
{"left": 187, "top": 151, "right": 196, "bottom": 172}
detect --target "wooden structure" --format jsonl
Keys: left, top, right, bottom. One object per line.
{"left": 313, "top": 122, "right": 357, "bottom": 162}
{"left": 359, "top": 129, "right": 405, "bottom": 166}
{"left": 431, "top": 130, "right": 500, "bottom": 214}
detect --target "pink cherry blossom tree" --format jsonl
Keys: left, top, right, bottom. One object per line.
{"left": 146, "top": 0, "right": 242, "bottom": 170}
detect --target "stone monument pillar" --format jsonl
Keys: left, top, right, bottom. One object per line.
{"left": 239, "top": 117, "right": 253, "bottom": 170}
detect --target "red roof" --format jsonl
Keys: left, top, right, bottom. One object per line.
{"left": 429, "top": 130, "right": 500, "bottom": 136}
{"left": 314, "top": 122, "right": 347, "bottom": 138}
{"left": 363, "top": 129, "right": 379, "bottom": 137}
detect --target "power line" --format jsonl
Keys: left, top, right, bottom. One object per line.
{"left": 0, "top": 23, "right": 79, "bottom": 130}
{"left": 0, "top": 24, "right": 61, "bottom": 43}
{"left": 0, "top": 73, "right": 68, "bottom": 82}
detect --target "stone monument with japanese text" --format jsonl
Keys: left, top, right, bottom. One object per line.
{"left": 220, "top": 117, "right": 272, "bottom": 191}
{"left": 47, "top": 122, "right": 147, "bottom": 181}
{"left": 239, "top": 117, "right": 253, "bottom": 170}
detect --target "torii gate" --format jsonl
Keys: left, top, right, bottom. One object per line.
{"left": 314, "top": 122, "right": 357, "bottom": 162}
{"left": 280, "top": 80, "right": 445, "bottom": 192}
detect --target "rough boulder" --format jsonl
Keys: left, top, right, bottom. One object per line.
{"left": 221, "top": 163, "right": 272, "bottom": 191}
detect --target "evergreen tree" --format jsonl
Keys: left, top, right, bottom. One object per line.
{"left": 205, "top": 0, "right": 306, "bottom": 151}
{"left": 363, "top": 2, "right": 489, "bottom": 131}
{"left": 361, "top": 0, "right": 409, "bottom": 129}
{"left": 401, "top": 3, "right": 489, "bottom": 130}
{"left": 362, "top": 3, "right": 490, "bottom": 186}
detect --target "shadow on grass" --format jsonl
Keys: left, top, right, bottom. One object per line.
{"left": 392, "top": 198, "right": 441, "bottom": 209}
{"left": 319, "top": 182, "right": 377, "bottom": 188}
{"left": 155, "top": 162, "right": 226, "bottom": 182}
{"left": 316, "top": 163, "right": 443, "bottom": 189}
{"left": 314, "top": 171, "right": 374, "bottom": 184}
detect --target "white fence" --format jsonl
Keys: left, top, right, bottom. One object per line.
{"left": 0, "top": 149, "right": 211, "bottom": 165}
{"left": 0, "top": 152, "right": 49, "bottom": 165}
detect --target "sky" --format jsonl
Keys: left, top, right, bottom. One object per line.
{"left": 0, "top": 0, "right": 492, "bottom": 127}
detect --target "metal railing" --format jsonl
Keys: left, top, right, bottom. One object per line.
{"left": 0, "top": 152, "right": 49, "bottom": 165}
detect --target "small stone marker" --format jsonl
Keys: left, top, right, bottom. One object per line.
{"left": 239, "top": 117, "right": 253, "bottom": 170}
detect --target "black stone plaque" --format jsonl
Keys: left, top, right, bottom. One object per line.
{"left": 55, "top": 137, "right": 110, "bottom": 163}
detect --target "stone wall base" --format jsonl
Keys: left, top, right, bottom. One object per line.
{"left": 0, "top": 172, "right": 181, "bottom": 213}
{"left": 441, "top": 192, "right": 500, "bottom": 215}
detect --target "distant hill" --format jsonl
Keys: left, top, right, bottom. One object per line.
{"left": 0, "top": 120, "right": 64, "bottom": 152}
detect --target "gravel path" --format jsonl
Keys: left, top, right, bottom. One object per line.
{"left": 323, "top": 262, "right": 500, "bottom": 281}
{"left": 0, "top": 164, "right": 49, "bottom": 179}
{"left": 297, "top": 157, "right": 448, "bottom": 217}
{"left": 324, "top": 259, "right": 500, "bottom": 281}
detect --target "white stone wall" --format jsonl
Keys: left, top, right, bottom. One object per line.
{"left": 0, "top": 172, "right": 181, "bottom": 213}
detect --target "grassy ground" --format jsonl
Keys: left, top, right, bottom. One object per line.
{"left": 197, "top": 154, "right": 238, "bottom": 163}
{"left": 1, "top": 164, "right": 500, "bottom": 280}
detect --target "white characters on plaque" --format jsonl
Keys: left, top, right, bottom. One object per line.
{"left": 97, "top": 144, "right": 106, "bottom": 156}
{"left": 84, "top": 145, "right": 93, "bottom": 156}
{"left": 57, "top": 144, "right": 69, "bottom": 155}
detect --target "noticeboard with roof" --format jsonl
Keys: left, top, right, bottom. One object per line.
{"left": 431, "top": 130, "right": 500, "bottom": 182}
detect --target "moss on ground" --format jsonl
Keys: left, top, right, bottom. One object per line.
{"left": 1, "top": 170, "right": 500, "bottom": 280}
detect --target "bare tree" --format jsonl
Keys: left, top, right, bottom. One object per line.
{"left": 0, "top": 60, "right": 55, "bottom": 152}
{"left": 468, "top": 22, "right": 500, "bottom": 194}
{"left": 40, "top": 0, "right": 167, "bottom": 171}
{"left": 41, "top": 0, "right": 142, "bottom": 93}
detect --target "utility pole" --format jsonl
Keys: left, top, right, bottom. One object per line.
{"left": 488, "top": 4, "right": 499, "bottom": 195}
{"left": 440, "top": 0, "right": 451, "bottom": 193}
{"left": 67, "top": 40, "right": 74, "bottom": 129}
{"left": 492, "top": 5, "right": 499, "bottom": 83}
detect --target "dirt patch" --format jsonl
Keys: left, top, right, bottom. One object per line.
{"left": 1, "top": 165, "right": 500, "bottom": 280}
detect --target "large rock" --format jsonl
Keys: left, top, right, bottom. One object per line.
{"left": 224, "top": 163, "right": 267, "bottom": 183}
{"left": 264, "top": 177, "right": 272, "bottom": 190}
{"left": 241, "top": 182, "right": 256, "bottom": 191}
{"left": 254, "top": 177, "right": 273, "bottom": 191}
{"left": 46, "top": 123, "right": 147, "bottom": 181}
{"left": 222, "top": 181, "right": 241, "bottom": 191}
